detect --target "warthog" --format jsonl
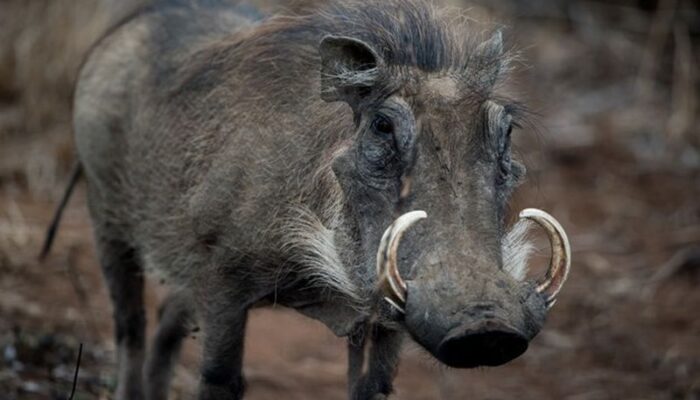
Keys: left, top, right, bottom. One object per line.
{"left": 42, "top": 0, "right": 571, "bottom": 399}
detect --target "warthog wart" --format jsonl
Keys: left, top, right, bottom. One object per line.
{"left": 42, "top": 0, "right": 571, "bottom": 399}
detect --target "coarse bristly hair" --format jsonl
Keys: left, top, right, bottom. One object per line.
{"left": 501, "top": 219, "right": 534, "bottom": 281}
{"left": 278, "top": 205, "right": 365, "bottom": 306}
{"left": 309, "top": 0, "right": 509, "bottom": 74}
{"left": 180, "top": 0, "right": 515, "bottom": 101}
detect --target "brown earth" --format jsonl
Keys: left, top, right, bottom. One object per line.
{"left": 1, "top": 0, "right": 699, "bottom": 399}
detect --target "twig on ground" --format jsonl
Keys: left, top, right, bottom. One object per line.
{"left": 68, "top": 343, "right": 83, "bottom": 400}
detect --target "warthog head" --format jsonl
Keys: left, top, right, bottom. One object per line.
{"left": 312, "top": 1, "right": 571, "bottom": 368}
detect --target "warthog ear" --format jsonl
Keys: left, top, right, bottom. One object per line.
{"left": 477, "top": 30, "right": 503, "bottom": 58}
{"left": 474, "top": 30, "right": 506, "bottom": 87}
{"left": 319, "top": 35, "right": 383, "bottom": 104}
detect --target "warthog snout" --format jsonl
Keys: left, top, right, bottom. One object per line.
{"left": 436, "top": 319, "right": 528, "bottom": 368}
{"left": 376, "top": 208, "right": 571, "bottom": 368}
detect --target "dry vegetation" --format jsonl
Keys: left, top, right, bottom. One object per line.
{"left": 0, "top": 0, "right": 698, "bottom": 399}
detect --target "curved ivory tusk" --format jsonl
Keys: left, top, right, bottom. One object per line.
{"left": 376, "top": 210, "right": 427, "bottom": 313}
{"left": 519, "top": 208, "right": 571, "bottom": 308}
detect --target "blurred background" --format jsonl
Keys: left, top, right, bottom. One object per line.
{"left": 0, "top": 0, "right": 698, "bottom": 399}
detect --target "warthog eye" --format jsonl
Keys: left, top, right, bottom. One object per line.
{"left": 372, "top": 114, "right": 394, "bottom": 136}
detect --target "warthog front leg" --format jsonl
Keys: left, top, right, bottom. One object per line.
{"left": 348, "top": 324, "right": 404, "bottom": 400}
{"left": 195, "top": 280, "right": 249, "bottom": 400}
{"left": 144, "top": 291, "right": 195, "bottom": 400}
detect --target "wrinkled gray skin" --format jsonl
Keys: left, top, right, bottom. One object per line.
{"left": 73, "top": 0, "right": 547, "bottom": 399}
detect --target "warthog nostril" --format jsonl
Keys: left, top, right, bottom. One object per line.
{"left": 436, "top": 323, "right": 528, "bottom": 368}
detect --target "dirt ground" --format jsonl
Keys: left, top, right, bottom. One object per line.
{"left": 1, "top": 0, "right": 699, "bottom": 399}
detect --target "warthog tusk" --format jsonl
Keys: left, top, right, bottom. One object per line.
{"left": 376, "top": 211, "right": 427, "bottom": 313}
{"left": 519, "top": 208, "right": 571, "bottom": 309}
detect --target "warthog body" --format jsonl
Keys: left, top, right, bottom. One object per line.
{"left": 48, "top": 0, "right": 571, "bottom": 398}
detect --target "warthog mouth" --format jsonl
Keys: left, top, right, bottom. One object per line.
{"left": 375, "top": 208, "right": 571, "bottom": 313}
